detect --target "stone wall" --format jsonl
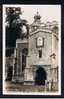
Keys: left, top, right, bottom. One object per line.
{"left": 27, "top": 30, "right": 52, "bottom": 66}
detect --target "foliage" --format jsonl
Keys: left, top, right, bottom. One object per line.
{"left": 6, "top": 7, "right": 29, "bottom": 56}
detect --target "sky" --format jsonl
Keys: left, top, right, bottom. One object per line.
{"left": 19, "top": 5, "right": 61, "bottom": 24}
{"left": 3, "top": 5, "right": 61, "bottom": 24}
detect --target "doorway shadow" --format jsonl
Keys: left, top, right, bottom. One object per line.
{"left": 35, "top": 66, "right": 47, "bottom": 85}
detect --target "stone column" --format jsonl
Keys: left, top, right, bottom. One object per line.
{"left": 24, "top": 64, "right": 34, "bottom": 85}
{"left": 16, "top": 49, "right": 24, "bottom": 82}
{"left": 19, "top": 50, "right": 22, "bottom": 75}
{"left": 12, "top": 48, "right": 17, "bottom": 82}
{"left": 12, "top": 48, "right": 23, "bottom": 82}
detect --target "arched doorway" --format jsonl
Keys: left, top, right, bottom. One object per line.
{"left": 35, "top": 66, "right": 47, "bottom": 85}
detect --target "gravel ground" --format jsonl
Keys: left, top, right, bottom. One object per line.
{"left": 5, "top": 81, "right": 58, "bottom": 92}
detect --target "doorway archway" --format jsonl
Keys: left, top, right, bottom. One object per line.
{"left": 35, "top": 66, "right": 47, "bottom": 85}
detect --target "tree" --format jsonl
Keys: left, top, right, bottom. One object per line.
{"left": 6, "top": 7, "right": 29, "bottom": 56}
{"left": 6, "top": 7, "right": 22, "bottom": 47}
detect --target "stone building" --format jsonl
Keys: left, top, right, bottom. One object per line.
{"left": 7, "top": 11, "right": 58, "bottom": 89}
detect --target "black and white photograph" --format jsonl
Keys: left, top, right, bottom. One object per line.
{"left": 3, "top": 5, "right": 61, "bottom": 95}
